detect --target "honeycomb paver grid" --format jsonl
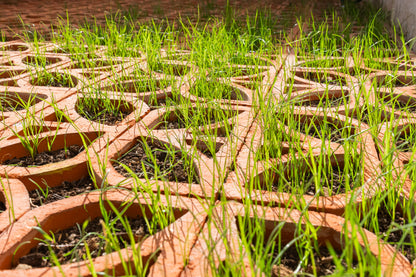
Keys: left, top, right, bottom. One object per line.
{"left": 0, "top": 0, "right": 415, "bottom": 275}
{"left": 0, "top": 0, "right": 298, "bottom": 40}
{"left": 0, "top": 36, "right": 414, "bottom": 276}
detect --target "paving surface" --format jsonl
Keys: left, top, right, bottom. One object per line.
{"left": 0, "top": 0, "right": 414, "bottom": 276}
{"left": 0, "top": 0, "right": 311, "bottom": 39}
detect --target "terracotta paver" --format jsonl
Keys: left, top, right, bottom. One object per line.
{"left": 0, "top": 0, "right": 414, "bottom": 276}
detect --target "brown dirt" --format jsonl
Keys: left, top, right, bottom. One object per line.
{"left": 294, "top": 95, "right": 350, "bottom": 107}
{"left": 3, "top": 145, "right": 82, "bottom": 167}
{"left": 77, "top": 99, "right": 131, "bottom": 125}
{"left": 0, "top": 201, "right": 5, "bottom": 212}
{"left": 29, "top": 177, "right": 94, "bottom": 208}
{"left": 297, "top": 121, "right": 344, "bottom": 144}
{"left": 147, "top": 95, "right": 181, "bottom": 110}
{"left": 17, "top": 215, "right": 152, "bottom": 268}
{"left": 271, "top": 245, "right": 359, "bottom": 276}
{"left": 382, "top": 97, "right": 416, "bottom": 113}
{"left": 113, "top": 139, "right": 199, "bottom": 184}
{"left": 272, "top": 164, "right": 359, "bottom": 196}
{"left": 376, "top": 205, "right": 415, "bottom": 262}
{"left": 300, "top": 72, "right": 347, "bottom": 86}
{"left": 31, "top": 73, "right": 76, "bottom": 87}
{"left": 155, "top": 108, "right": 236, "bottom": 130}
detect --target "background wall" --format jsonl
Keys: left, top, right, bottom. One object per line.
{"left": 369, "top": 0, "right": 416, "bottom": 51}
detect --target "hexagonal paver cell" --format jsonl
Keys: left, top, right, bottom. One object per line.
{"left": 0, "top": 91, "right": 47, "bottom": 112}
{"left": 377, "top": 74, "right": 416, "bottom": 87}
{"left": 208, "top": 66, "right": 265, "bottom": 78}
{"left": 71, "top": 60, "right": 120, "bottom": 70}
{"left": 297, "top": 58, "right": 347, "bottom": 69}
{"left": 295, "top": 71, "right": 348, "bottom": 86}
{"left": 289, "top": 118, "right": 354, "bottom": 144}
{"left": 0, "top": 69, "right": 26, "bottom": 79}
{"left": 0, "top": 43, "right": 29, "bottom": 51}
{"left": 103, "top": 79, "right": 171, "bottom": 93}
{"left": 0, "top": 132, "right": 100, "bottom": 166}
{"left": 29, "top": 176, "right": 95, "bottom": 208}
{"left": 149, "top": 62, "right": 191, "bottom": 76}
{"left": 253, "top": 156, "right": 363, "bottom": 195}
{"left": 76, "top": 97, "right": 134, "bottom": 125}
{"left": 291, "top": 90, "right": 350, "bottom": 108}
{"left": 190, "top": 79, "right": 248, "bottom": 100}
{"left": 377, "top": 93, "right": 416, "bottom": 113}
{"left": 113, "top": 138, "right": 199, "bottom": 184}
{"left": 154, "top": 106, "right": 239, "bottom": 131}
{"left": 22, "top": 56, "right": 62, "bottom": 67}
{"left": 17, "top": 213, "right": 155, "bottom": 268}
{"left": 30, "top": 72, "right": 78, "bottom": 87}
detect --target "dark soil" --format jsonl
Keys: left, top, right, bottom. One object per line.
{"left": 381, "top": 96, "right": 416, "bottom": 113}
{"left": 18, "top": 215, "right": 152, "bottom": 268}
{"left": 113, "top": 139, "right": 199, "bottom": 183}
{"left": 0, "top": 201, "right": 6, "bottom": 212}
{"left": 29, "top": 177, "right": 94, "bottom": 207}
{"left": 3, "top": 145, "right": 83, "bottom": 167}
{"left": 77, "top": 99, "right": 132, "bottom": 125}
{"left": 189, "top": 80, "right": 244, "bottom": 100}
{"left": 31, "top": 73, "right": 76, "bottom": 87}
{"left": 271, "top": 164, "right": 359, "bottom": 196}
{"left": 299, "top": 59, "right": 346, "bottom": 68}
{"left": 23, "top": 56, "right": 55, "bottom": 67}
{"left": 150, "top": 62, "right": 190, "bottom": 76}
{"left": 111, "top": 79, "right": 168, "bottom": 93}
{"left": 1, "top": 99, "right": 26, "bottom": 111}
{"left": 353, "top": 106, "right": 388, "bottom": 125}
{"left": 294, "top": 95, "right": 350, "bottom": 107}
{"left": 376, "top": 205, "right": 416, "bottom": 262}
{"left": 208, "top": 67, "right": 262, "bottom": 78}
{"left": 271, "top": 245, "right": 359, "bottom": 276}
{"left": 380, "top": 76, "right": 416, "bottom": 87}
{"left": 395, "top": 135, "right": 415, "bottom": 152}
{"left": 296, "top": 121, "right": 345, "bottom": 144}
{"left": 155, "top": 108, "right": 236, "bottom": 130}
{"left": 300, "top": 72, "right": 346, "bottom": 86}
{"left": 147, "top": 95, "right": 180, "bottom": 109}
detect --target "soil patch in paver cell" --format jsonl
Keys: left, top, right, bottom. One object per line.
{"left": 150, "top": 62, "right": 191, "bottom": 76}
{"left": 0, "top": 201, "right": 5, "bottom": 212}
{"left": 294, "top": 121, "right": 346, "bottom": 144}
{"left": 190, "top": 79, "right": 245, "bottom": 100}
{"left": 0, "top": 44, "right": 28, "bottom": 51}
{"left": 395, "top": 133, "right": 416, "bottom": 152}
{"left": 29, "top": 177, "right": 95, "bottom": 208}
{"left": 294, "top": 94, "right": 350, "bottom": 107}
{"left": 299, "top": 59, "right": 346, "bottom": 68}
{"left": 17, "top": 215, "right": 153, "bottom": 268}
{"left": 380, "top": 76, "right": 416, "bottom": 87}
{"left": 381, "top": 96, "right": 416, "bottom": 113}
{"left": 114, "top": 139, "right": 199, "bottom": 184}
{"left": 3, "top": 145, "right": 83, "bottom": 167}
{"left": 156, "top": 108, "right": 237, "bottom": 130}
{"left": 376, "top": 205, "right": 416, "bottom": 262}
{"left": 208, "top": 67, "right": 263, "bottom": 78}
{"left": 31, "top": 72, "right": 77, "bottom": 87}
{"left": 1, "top": 98, "right": 29, "bottom": 112}
{"left": 300, "top": 72, "right": 347, "bottom": 86}
{"left": 148, "top": 94, "right": 181, "bottom": 110}
{"left": 270, "top": 163, "right": 359, "bottom": 196}
{"left": 77, "top": 98, "right": 132, "bottom": 125}
{"left": 23, "top": 56, "right": 56, "bottom": 67}
{"left": 271, "top": 245, "right": 359, "bottom": 276}
{"left": 353, "top": 106, "right": 388, "bottom": 125}
{"left": 112, "top": 79, "right": 170, "bottom": 93}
